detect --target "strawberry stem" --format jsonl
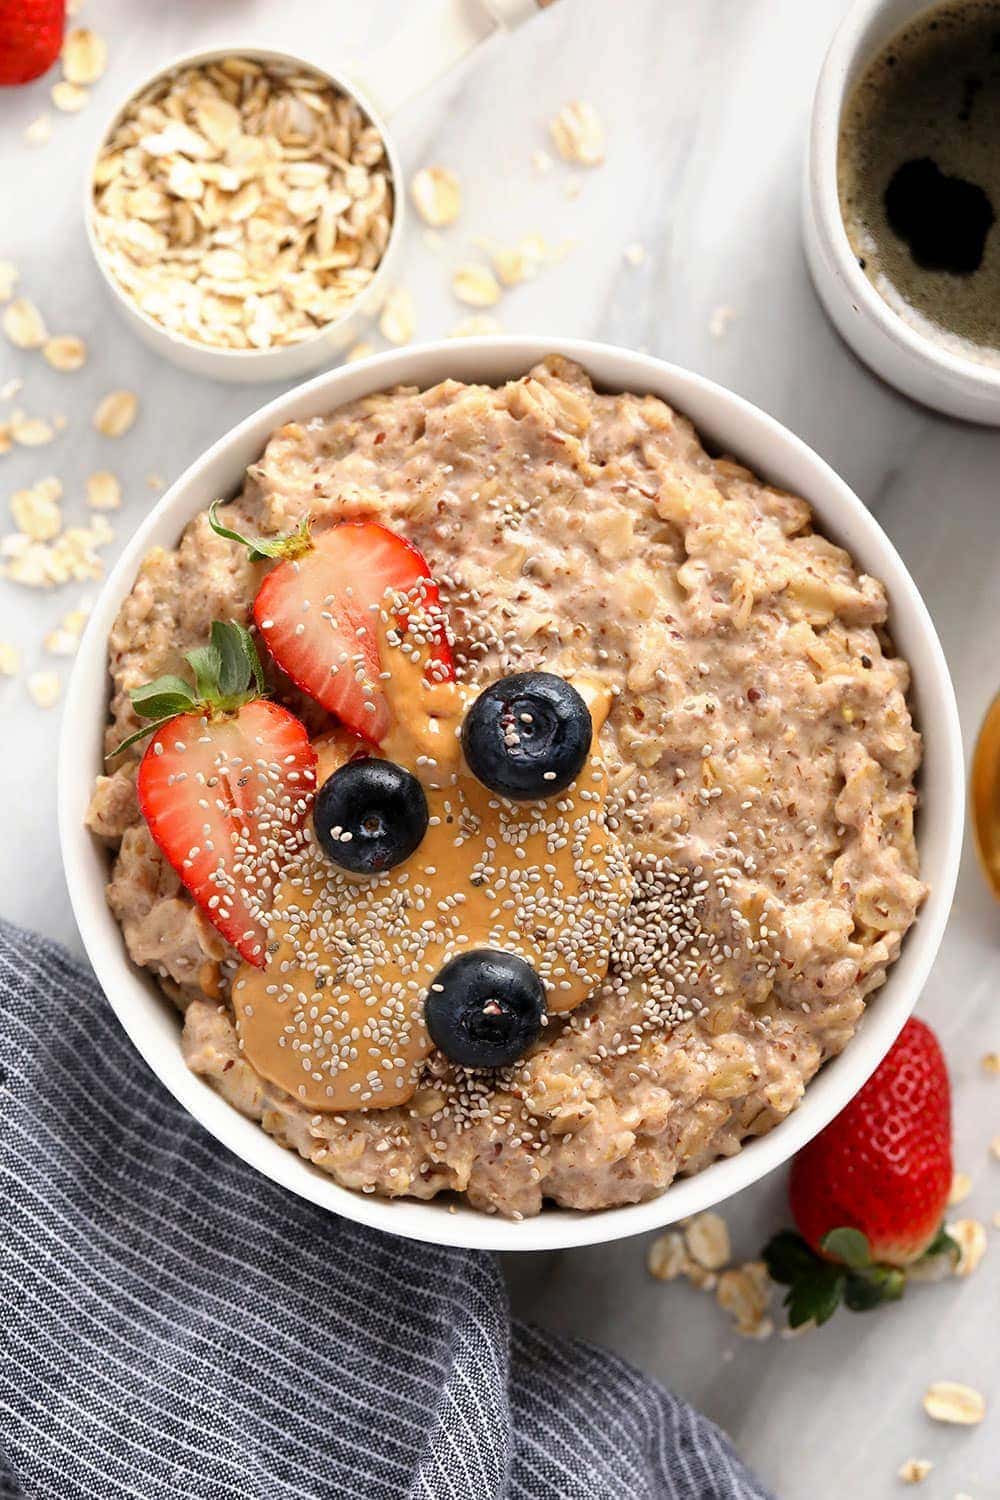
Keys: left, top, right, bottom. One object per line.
{"left": 106, "top": 620, "right": 267, "bottom": 762}
{"left": 208, "top": 500, "right": 313, "bottom": 563}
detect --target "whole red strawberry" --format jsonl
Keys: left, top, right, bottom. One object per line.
{"left": 764, "top": 1018, "right": 956, "bottom": 1326}
{"left": 0, "top": 0, "right": 65, "bottom": 85}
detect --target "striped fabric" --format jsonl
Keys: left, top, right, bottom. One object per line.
{"left": 0, "top": 922, "right": 770, "bottom": 1500}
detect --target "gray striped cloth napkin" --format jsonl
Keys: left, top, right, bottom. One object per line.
{"left": 0, "top": 921, "right": 770, "bottom": 1500}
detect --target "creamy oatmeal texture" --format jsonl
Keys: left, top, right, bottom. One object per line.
{"left": 87, "top": 357, "right": 925, "bottom": 1219}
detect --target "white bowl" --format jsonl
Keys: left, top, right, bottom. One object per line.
{"left": 58, "top": 338, "right": 964, "bottom": 1251}
{"left": 805, "top": 0, "right": 1000, "bottom": 424}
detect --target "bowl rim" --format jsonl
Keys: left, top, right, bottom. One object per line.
{"left": 83, "top": 43, "right": 404, "bottom": 369}
{"left": 58, "top": 335, "right": 965, "bottom": 1251}
{"left": 809, "top": 0, "right": 1000, "bottom": 398}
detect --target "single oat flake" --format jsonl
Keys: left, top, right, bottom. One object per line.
{"left": 452, "top": 264, "right": 502, "bottom": 308}
{"left": 24, "top": 115, "right": 53, "bottom": 147}
{"left": 411, "top": 166, "right": 462, "bottom": 228}
{"left": 0, "top": 262, "right": 18, "bottom": 302}
{"left": 684, "top": 1212, "right": 731, "bottom": 1271}
{"left": 62, "top": 28, "right": 107, "bottom": 85}
{"left": 94, "top": 390, "right": 138, "bottom": 438}
{"left": 11, "top": 411, "right": 55, "bottom": 447}
{"left": 646, "top": 1230, "right": 687, "bottom": 1282}
{"left": 45, "top": 608, "right": 89, "bottom": 657}
{"left": 378, "top": 287, "right": 415, "bottom": 346}
{"left": 549, "top": 100, "right": 605, "bottom": 166}
{"left": 949, "top": 1171, "right": 973, "bottom": 1206}
{"left": 43, "top": 335, "right": 88, "bottom": 372}
{"left": 10, "top": 485, "right": 61, "bottom": 541}
{"left": 27, "top": 670, "right": 61, "bottom": 709}
{"left": 86, "top": 470, "right": 121, "bottom": 511}
{"left": 345, "top": 342, "right": 375, "bottom": 363}
{"left": 897, "top": 1458, "right": 933, "bottom": 1484}
{"left": 3, "top": 298, "right": 47, "bottom": 350}
{"left": 922, "top": 1381, "right": 986, "bottom": 1425}
{"left": 0, "top": 642, "right": 20, "bottom": 676}
{"left": 949, "top": 1218, "right": 987, "bottom": 1276}
{"left": 52, "top": 81, "right": 89, "bottom": 112}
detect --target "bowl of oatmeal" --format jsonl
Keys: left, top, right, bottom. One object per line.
{"left": 59, "top": 339, "right": 963, "bottom": 1250}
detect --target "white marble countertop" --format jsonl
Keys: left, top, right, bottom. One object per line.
{"left": 3, "top": 1, "right": 1000, "bottom": 1494}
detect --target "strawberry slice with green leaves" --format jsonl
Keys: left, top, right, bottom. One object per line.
{"left": 209, "top": 504, "right": 454, "bottom": 743}
{"left": 112, "top": 620, "right": 316, "bottom": 968}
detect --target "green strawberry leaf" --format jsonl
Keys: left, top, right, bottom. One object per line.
{"left": 186, "top": 641, "right": 223, "bottom": 703}
{"left": 208, "top": 499, "right": 312, "bottom": 564}
{"left": 923, "top": 1224, "right": 960, "bottom": 1262}
{"left": 821, "top": 1227, "right": 873, "bottom": 1270}
{"left": 786, "top": 1266, "right": 845, "bottom": 1327}
{"left": 762, "top": 1229, "right": 821, "bottom": 1286}
{"left": 130, "top": 675, "right": 198, "bottom": 721}
{"left": 842, "top": 1265, "right": 905, "bottom": 1312}
{"left": 214, "top": 619, "right": 260, "bottom": 699}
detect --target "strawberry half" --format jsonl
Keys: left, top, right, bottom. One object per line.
{"left": 763, "top": 1018, "right": 956, "bottom": 1327}
{"left": 0, "top": 0, "right": 65, "bottom": 85}
{"left": 115, "top": 621, "right": 316, "bottom": 967}
{"left": 209, "top": 505, "right": 453, "bottom": 742}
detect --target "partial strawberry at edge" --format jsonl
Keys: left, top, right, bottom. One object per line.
{"left": 137, "top": 700, "right": 316, "bottom": 967}
{"left": 764, "top": 1018, "right": 956, "bottom": 1327}
{"left": 251, "top": 521, "right": 454, "bottom": 743}
{"left": 0, "top": 0, "right": 65, "bottom": 85}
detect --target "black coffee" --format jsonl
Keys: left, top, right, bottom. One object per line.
{"left": 839, "top": 0, "right": 1000, "bottom": 362}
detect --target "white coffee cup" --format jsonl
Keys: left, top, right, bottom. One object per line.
{"left": 804, "top": 0, "right": 1000, "bottom": 424}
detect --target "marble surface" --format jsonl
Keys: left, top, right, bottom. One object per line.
{"left": 3, "top": 0, "right": 1000, "bottom": 1494}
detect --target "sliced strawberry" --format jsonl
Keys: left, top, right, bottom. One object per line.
{"left": 137, "top": 699, "right": 316, "bottom": 967}
{"left": 251, "top": 521, "right": 453, "bottom": 742}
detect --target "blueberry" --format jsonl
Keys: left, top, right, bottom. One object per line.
{"left": 461, "top": 672, "right": 592, "bottom": 800}
{"left": 313, "top": 757, "right": 428, "bottom": 874}
{"left": 425, "top": 949, "right": 546, "bottom": 1068}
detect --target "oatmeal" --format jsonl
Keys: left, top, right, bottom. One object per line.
{"left": 87, "top": 356, "right": 925, "bottom": 1219}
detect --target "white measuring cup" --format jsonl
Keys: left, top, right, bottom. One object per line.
{"left": 85, "top": 0, "right": 558, "bottom": 383}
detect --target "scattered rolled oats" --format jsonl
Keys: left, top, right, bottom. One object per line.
{"left": 0, "top": 378, "right": 22, "bottom": 401}
{"left": 92, "top": 58, "right": 393, "bottom": 351}
{"left": 52, "top": 80, "right": 89, "bottom": 112}
{"left": 93, "top": 389, "right": 138, "bottom": 438}
{"left": 949, "top": 1218, "right": 987, "bottom": 1276}
{"left": 24, "top": 115, "right": 53, "bottom": 147}
{"left": 449, "top": 314, "right": 502, "bottom": 338}
{"left": 27, "top": 670, "right": 61, "bottom": 709}
{"left": 411, "top": 166, "right": 462, "bottom": 228}
{"left": 86, "top": 469, "right": 121, "bottom": 511}
{"left": 452, "top": 263, "right": 502, "bottom": 308}
{"left": 10, "top": 484, "right": 61, "bottom": 541}
{"left": 990, "top": 1136, "right": 1000, "bottom": 1161}
{"left": 10, "top": 411, "right": 55, "bottom": 447}
{"left": 378, "top": 286, "right": 415, "bottom": 346}
{"left": 624, "top": 242, "right": 647, "bottom": 266}
{"left": 345, "top": 341, "right": 375, "bottom": 362}
{"left": 982, "top": 1052, "right": 1000, "bottom": 1074}
{"left": 45, "top": 607, "right": 89, "bottom": 656}
{"left": 62, "top": 27, "right": 107, "bottom": 85}
{"left": 0, "top": 642, "right": 20, "bottom": 677}
{"left": 145, "top": 472, "right": 163, "bottom": 491}
{"left": 0, "top": 424, "right": 11, "bottom": 456}
{"left": 923, "top": 1382, "right": 986, "bottom": 1425}
{"left": 531, "top": 148, "right": 553, "bottom": 173}
{"left": 949, "top": 1171, "right": 973, "bottom": 1206}
{"left": 549, "top": 100, "right": 605, "bottom": 166}
{"left": 2, "top": 513, "right": 113, "bottom": 587}
{"left": 0, "top": 262, "right": 18, "bottom": 302}
{"left": 898, "top": 1458, "right": 933, "bottom": 1484}
{"left": 684, "top": 1211, "right": 731, "bottom": 1271}
{"left": 43, "top": 335, "right": 88, "bottom": 372}
{"left": 646, "top": 1230, "right": 687, "bottom": 1281}
{"left": 3, "top": 298, "right": 48, "bottom": 350}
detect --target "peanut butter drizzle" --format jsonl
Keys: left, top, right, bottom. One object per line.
{"left": 232, "top": 620, "right": 631, "bottom": 1113}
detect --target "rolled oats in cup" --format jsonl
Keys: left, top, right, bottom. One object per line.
{"left": 88, "top": 53, "right": 396, "bottom": 369}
